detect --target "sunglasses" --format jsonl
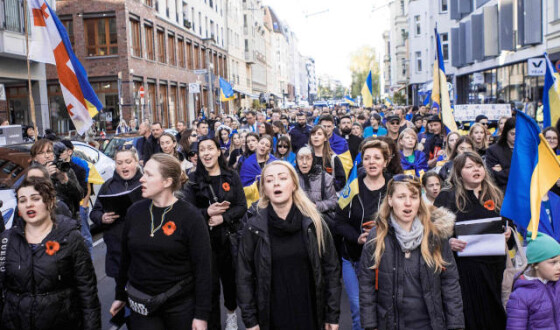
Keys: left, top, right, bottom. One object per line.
{"left": 277, "top": 145, "right": 288, "bottom": 149}
{"left": 393, "top": 174, "right": 419, "bottom": 182}
{"left": 191, "top": 134, "right": 197, "bottom": 137}
{"left": 117, "top": 144, "right": 135, "bottom": 151}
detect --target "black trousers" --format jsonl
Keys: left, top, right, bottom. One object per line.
{"left": 208, "top": 237, "right": 237, "bottom": 330}
{"left": 129, "top": 295, "right": 195, "bottom": 330}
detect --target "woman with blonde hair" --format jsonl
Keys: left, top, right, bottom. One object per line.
{"left": 398, "top": 128, "right": 429, "bottom": 177}
{"left": 434, "top": 152, "right": 512, "bottom": 330}
{"left": 469, "top": 123, "right": 489, "bottom": 157}
{"left": 237, "top": 160, "right": 341, "bottom": 330}
{"left": 359, "top": 175, "right": 464, "bottom": 330}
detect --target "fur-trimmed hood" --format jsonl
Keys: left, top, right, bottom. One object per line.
{"left": 429, "top": 206, "right": 456, "bottom": 239}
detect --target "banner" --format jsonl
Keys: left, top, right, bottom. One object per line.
{"left": 454, "top": 104, "right": 511, "bottom": 122}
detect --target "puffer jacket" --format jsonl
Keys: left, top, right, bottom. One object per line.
{"left": 89, "top": 169, "right": 143, "bottom": 278}
{"left": 0, "top": 216, "right": 101, "bottom": 330}
{"left": 237, "top": 206, "right": 341, "bottom": 330}
{"left": 297, "top": 170, "right": 337, "bottom": 213}
{"left": 506, "top": 273, "right": 560, "bottom": 330}
{"left": 358, "top": 207, "right": 464, "bottom": 330}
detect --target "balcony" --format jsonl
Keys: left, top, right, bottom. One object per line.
{"left": 245, "top": 50, "right": 256, "bottom": 64}
{"left": 0, "top": 0, "right": 27, "bottom": 58}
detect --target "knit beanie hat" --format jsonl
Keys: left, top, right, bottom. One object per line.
{"left": 526, "top": 232, "right": 560, "bottom": 264}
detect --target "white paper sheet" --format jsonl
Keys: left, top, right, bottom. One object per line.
{"left": 456, "top": 234, "right": 506, "bottom": 257}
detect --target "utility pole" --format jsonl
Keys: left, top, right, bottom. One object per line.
{"left": 202, "top": 38, "right": 215, "bottom": 114}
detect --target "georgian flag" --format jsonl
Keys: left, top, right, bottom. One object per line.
{"left": 28, "top": 0, "right": 102, "bottom": 135}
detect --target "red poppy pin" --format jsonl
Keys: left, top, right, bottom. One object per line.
{"left": 162, "top": 221, "right": 177, "bottom": 236}
{"left": 483, "top": 200, "right": 495, "bottom": 211}
{"left": 45, "top": 241, "right": 60, "bottom": 256}
{"left": 222, "top": 182, "right": 230, "bottom": 192}
{"left": 326, "top": 167, "right": 333, "bottom": 174}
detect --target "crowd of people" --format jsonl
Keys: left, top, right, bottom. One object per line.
{"left": 1, "top": 103, "right": 560, "bottom": 330}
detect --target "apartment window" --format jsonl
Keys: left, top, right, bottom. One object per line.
{"left": 194, "top": 45, "right": 200, "bottom": 68}
{"left": 401, "top": 57, "right": 407, "bottom": 76}
{"left": 414, "top": 16, "right": 421, "bottom": 36}
{"left": 415, "top": 52, "right": 422, "bottom": 72}
{"left": 84, "top": 17, "right": 118, "bottom": 57}
{"left": 209, "top": 0, "right": 213, "bottom": 7}
{"left": 5, "top": 0, "right": 22, "bottom": 32}
{"left": 440, "top": 0, "right": 448, "bottom": 13}
{"left": 61, "top": 18, "right": 74, "bottom": 49}
{"left": 401, "top": 28, "right": 406, "bottom": 45}
{"left": 400, "top": 0, "right": 405, "bottom": 15}
{"left": 130, "top": 18, "right": 141, "bottom": 57}
{"left": 198, "top": 12, "right": 202, "bottom": 35}
{"left": 157, "top": 29, "right": 166, "bottom": 63}
{"left": 556, "top": 0, "right": 560, "bottom": 20}
{"left": 441, "top": 33, "right": 449, "bottom": 61}
{"left": 205, "top": 17, "right": 208, "bottom": 38}
{"left": 168, "top": 33, "right": 176, "bottom": 65}
{"left": 186, "top": 41, "right": 193, "bottom": 69}
{"left": 178, "top": 38, "right": 185, "bottom": 67}
{"left": 145, "top": 24, "right": 155, "bottom": 60}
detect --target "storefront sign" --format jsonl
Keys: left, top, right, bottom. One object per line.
{"left": 189, "top": 83, "right": 200, "bottom": 94}
{"left": 473, "top": 72, "right": 484, "bottom": 84}
{"left": 0, "top": 84, "right": 5, "bottom": 101}
{"left": 527, "top": 58, "right": 546, "bottom": 76}
{"left": 454, "top": 104, "right": 511, "bottom": 122}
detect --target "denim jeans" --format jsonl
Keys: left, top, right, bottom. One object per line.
{"left": 342, "top": 257, "right": 364, "bottom": 330}
{"left": 79, "top": 206, "right": 93, "bottom": 257}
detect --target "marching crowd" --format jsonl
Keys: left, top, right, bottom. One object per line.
{"left": 1, "top": 104, "right": 560, "bottom": 330}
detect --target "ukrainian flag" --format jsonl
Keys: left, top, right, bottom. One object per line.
{"left": 361, "top": 70, "right": 373, "bottom": 108}
{"left": 329, "top": 134, "right": 353, "bottom": 177}
{"left": 344, "top": 95, "right": 356, "bottom": 106}
{"left": 501, "top": 111, "right": 560, "bottom": 239}
{"left": 431, "top": 28, "right": 457, "bottom": 132}
{"left": 384, "top": 97, "right": 393, "bottom": 107}
{"left": 543, "top": 53, "right": 560, "bottom": 128}
{"left": 338, "top": 161, "right": 359, "bottom": 209}
{"left": 240, "top": 154, "right": 277, "bottom": 207}
{"left": 219, "top": 77, "right": 235, "bottom": 101}
{"left": 71, "top": 156, "right": 104, "bottom": 185}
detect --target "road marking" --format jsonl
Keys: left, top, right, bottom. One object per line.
{"left": 93, "top": 238, "right": 104, "bottom": 247}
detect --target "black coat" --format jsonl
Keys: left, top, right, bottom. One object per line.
{"left": 0, "top": 216, "right": 101, "bottom": 330}
{"left": 52, "top": 167, "right": 83, "bottom": 217}
{"left": 181, "top": 168, "right": 247, "bottom": 244}
{"left": 342, "top": 133, "right": 363, "bottom": 161}
{"left": 141, "top": 135, "right": 162, "bottom": 164}
{"left": 358, "top": 208, "right": 464, "bottom": 330}
{"left": 288, "top": 124, "right": 312, "bottom": 152}
{"left": 485, "top": 143, "right": 512, "bottom": 192}
{"left": 90, "top": 169, "right": 143, "bottom": 277}
{"left": 237, "top": 206, "right": 341, "bottom": 329}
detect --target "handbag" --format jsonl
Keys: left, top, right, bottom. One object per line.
{"left": 501, "top": 229, "right": 527, "bottom": 309}
{"left": 126, "top": 279, "right": 188, "bottom": 316}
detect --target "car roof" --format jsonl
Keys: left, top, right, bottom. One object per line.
{"left": 0, "top": 143, "right": 33, "bottom": 189}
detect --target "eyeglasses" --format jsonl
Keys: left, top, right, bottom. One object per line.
{"left": 277, "top": 145, "right": 288, "bottom": 149}
{"left": 546, "top": 136, "right": 559, "bottom": 141}
{"left": 117, "top": 144, "right": 135, "bottom": 151}
{"left": 393, "top": 174, "right": 419, "bottom": 182}
{"left": 191, "top": 134, "right": 197, "bottom": 137}
{"left": 480, "top": 122, "right": 488, "bottom": 126}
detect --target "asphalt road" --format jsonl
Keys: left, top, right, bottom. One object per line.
{"left": 92, "top": 234, "right": 353, "bottom": 330}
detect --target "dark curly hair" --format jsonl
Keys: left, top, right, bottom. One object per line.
{"left": 16, "top": 176, "right": 57, "bottom": 221}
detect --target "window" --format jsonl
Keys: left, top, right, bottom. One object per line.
{"left": 178, "top": 38, "right": 185, "bottom": 67}
{"left": 61, "top": 18, "right": 74, "bottom": 49}
{"left": 414, "top": 15, "right": 421, "bottom": 35}
{"left": 198, "top": 12, "right": 202, "bottom": 35}
{"left": 157, "top": 29, "right": 166, "bottom": 63}
{"left": 441, "top": 33, "right": 449, "bottom": 61}
{"left": 440, "top": 0, "right": 448, "bottom": 13}
{"left": 4, "top": 0, "right": 22, "bottom": 32}
{"left": 186, "top": 41, "right": 193, "bottom": 69}
{"left": 145, "top": 24, "right": 155, "bottom": 60}
{"left": 415, "top": 51, "right": 422, "bottom": 72}
{"left": 401, "top": 28, "right": 406, "bottom": 45}
{"left": 143, "top": 0, "right": 153, "bottom": 6}
{"left": 194, "top": 45, "right": 200, "bottom": 68}
{"left": 84, "top": 17, "right": 118, "bottom": 56}
{"left": 401, "top": 57, "right": 407, "bottom": 76}
{"left": 556, "top": 0, "right": 560, "bottom": 20}
{"left": 168, "top": 33, "right": 176, "bottom": 65}
{"left": 400, "top": 0, "right": 405, "bottom": 15}
{"left": 191, "top": 8, "right": 195, "bottom": 30}
{"left": 130, "top": 18, "right": 141, "bottom": 57}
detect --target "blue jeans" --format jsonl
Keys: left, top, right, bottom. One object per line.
{"left": 342, "top": 258, "right": 364, "bottom": 330}
{"left": 80, "top": 206, "right": 93, "bottom": 257}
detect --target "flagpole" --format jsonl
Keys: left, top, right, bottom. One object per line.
{"left": 24, "top": 0, "right": 38, "bottom": 138}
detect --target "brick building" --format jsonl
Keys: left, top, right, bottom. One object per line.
{"left": 48, "top": 0, "right": 228, "bottom": 133}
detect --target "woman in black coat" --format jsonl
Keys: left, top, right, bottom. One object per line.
{"left": 435, "top": 152, "right": 512, "bottom": 330}
{"left": 485, "top": 117, "right": 515, "bottom": 192}
{"left": 359, "top": 175, "right": 464, "bottom": 330}
{"left": 90, "top": 145, "right": 143, "bottom": 279}
{"left": 237, "top": 160, "right": 341, "bottom": 330}
{"left": 0, "top": 177, "right": 101, "bottom": 329}
{"left": 182, "top": 137, "right": 247, "bottom": 330}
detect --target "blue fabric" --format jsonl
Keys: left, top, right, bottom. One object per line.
{"left": 342, "top": 258, "right": 364, "bottom": 330}
{"left": 239, "top": 153, "right": 277, "bottom": 186}
{"left": 531, "top": 191, "right": 560, "bottom": 243}
{"left": 79, "top": 206, "right": 93, "bottom": 258}
{"left": 278, "top": 152, "right": 296, "bottom": 167}
{"left": 363, "top": 126, "right": 387, "bottom": 138}
{"left": 400, "top": 150, "right": 429, "bottom": 177}
{"left": 329, "top": 133, "right": 349, "bottom": 154}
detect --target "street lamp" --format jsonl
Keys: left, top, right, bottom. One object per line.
{"left": 202, "top": 37, "right": 216, "bottom": 115}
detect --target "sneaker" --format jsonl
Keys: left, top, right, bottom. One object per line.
{"left": 225, "top": 312, "right": 238, "bottom": 330}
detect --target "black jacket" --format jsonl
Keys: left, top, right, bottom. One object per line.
{"left": 485, "top": 143, "right": 512, "bottom": 192}
{"left": 182, "top": 168, "right": 247, "bottom": 243}
{"left": 141, "top": 135, "right": 162, "bottom": 164}
{"left": 342, "top": 133, "right": 363, "bottom": 161}
{"left": 0, "top": 216, "right": 101, "bottom": 330}
{"left": 358, "top": 207, "right": 464, "bottom": 330}
{"left": 237, "top": 206, "right": 341, "bottom": 329}
{"left": 52, "top": 167, "right": 83, "bottom": 217}
{"left": 90, "top": 169, "right": 143, "bottom": 277}
{"left": 288, "top": 124, "right": 312, "bottom": 152}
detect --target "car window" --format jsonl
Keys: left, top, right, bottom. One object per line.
{"left": 73, "top": 150, "right": 94, "bottom": 164}
{"left": 74, "top": 144, "right": 99, "bottom": 163}
{"left": 103, "top": 138, "right": 134, "bottom": 159}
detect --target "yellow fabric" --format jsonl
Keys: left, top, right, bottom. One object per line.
{"left": 337, "top": 150, "right": 353, "bottom": 177}
{"left": 85, "top": 100, "right": 99, "bottom": 118}
{"left": 528, "top": 134, "right": 560, "bottom": 239}
{"left": 338, "top": 175, "right": 359, "bottom": 209}
{"left": 361, "top": 82, "right": 373, "bottom": 108}
{"left": 243, "top": 182, "right": 260, "bottom": 208}
{"left": 548, "top": 73, "right": 560, "bottom": 125}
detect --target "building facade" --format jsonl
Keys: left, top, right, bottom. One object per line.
{"left": 386, "top": 0, "right": 410, "bottom": 98}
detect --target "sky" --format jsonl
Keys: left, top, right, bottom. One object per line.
{"left": 263, "top": 0, "right": 390, "bottom": 87}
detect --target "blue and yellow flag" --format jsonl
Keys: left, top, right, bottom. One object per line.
{"left": 344, "top": 95, "right": 356, "bottom": 106}
{"left": 501, "top": 111, "right": 560, "bottom": 239}
{"left": 329, "top": 134, "right": 353, "bottom": 177}
{"left": 219, "top": 77, "right": 235, "bottom": 101}
{"left": 71, "top": 156, "right": 104, "bottom": 185}
{"left": 431, "top": 28, "right": 457, "bottom": 132}
{"left": 338, "top": 161, "right": 359, "bottom": 209}
{"left": 543, "top": 53, "right": 560, "bottom": 128}
{"left": 384, "top": 97, "right": 393, "bottom": 107}
{"left": 361, "top": 70, "right": 373, "bottom": 107}
{"left": 240, "top": 154, "right": 277, "bottom": 207}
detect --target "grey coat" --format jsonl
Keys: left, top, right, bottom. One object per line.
{"left": 298, "top": 171, "right": 338, "bottom": 213}
{"left": 358, "top": 207, "right": 464, "bottom": 330}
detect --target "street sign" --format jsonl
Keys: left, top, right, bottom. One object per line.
{"left": 189, "top": 83, "right": 200, "bottom": 94}
{"left": 528, "top": 58, "right": 545, "bottom": 76}
{"left": 0, "top": 84, "right": 5, "bottom": 101}
{"left": 138, "top": 86, "right": 145, "bottom": 98}
{"left": 193, "top": 69, "right": 207, "bottom": 75}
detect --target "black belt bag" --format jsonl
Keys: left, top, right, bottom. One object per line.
{"left": 126, "top": 279, "right": 189, "bottom": 316}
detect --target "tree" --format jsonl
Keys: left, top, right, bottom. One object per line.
{"left": 393, "top": 91, "right": 406, "bottom": 105}
{"left": 349, "top": 46, "right": 381, "bottom": 100}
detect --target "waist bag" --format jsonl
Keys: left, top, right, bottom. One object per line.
{"left": 126, "top": 278, "right": 189, "bottom": 316}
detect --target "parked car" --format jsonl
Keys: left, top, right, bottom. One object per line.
{"left": 102, "top": 134, "right": 142, "bottom": 159}
{"left": 72, "top": 141, "right": 115, "bottom": 182}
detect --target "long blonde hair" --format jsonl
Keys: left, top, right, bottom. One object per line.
{"left": 258, "top": 160, "right": 326, "bottom": 255}
{"left": 469, "top": 123, "right": 489, "bottom": 150}
{"left": 368, "top": 177, "right": 447, "bottom": 272}
{"left": 448, "top": 152, "right": 503, "bottom": 212}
